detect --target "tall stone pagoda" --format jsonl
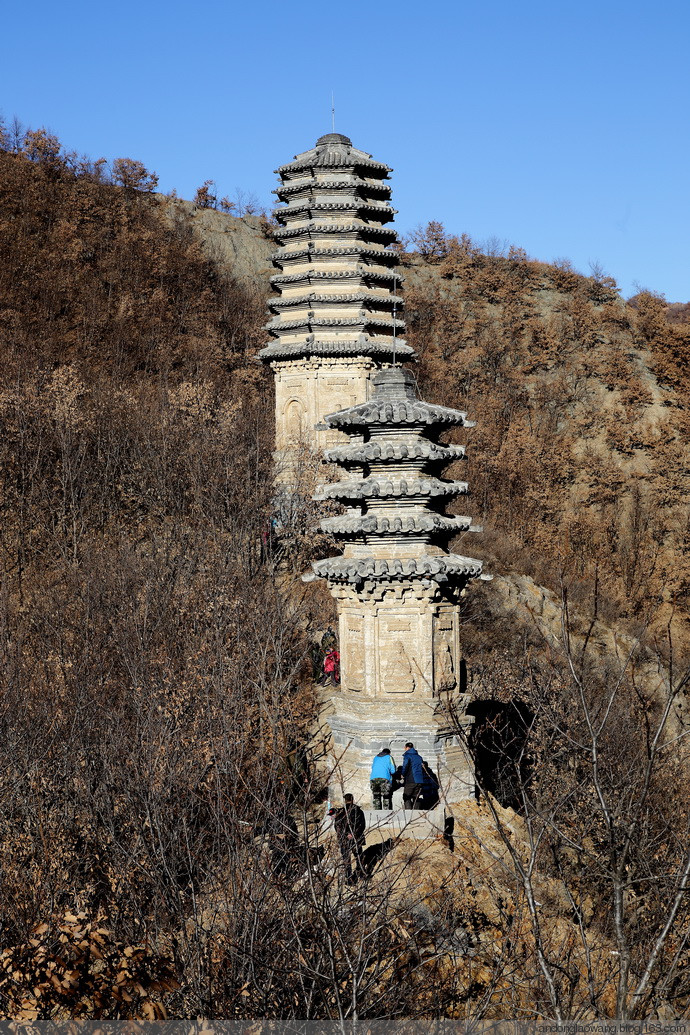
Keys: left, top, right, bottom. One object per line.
{"left": 258, "top": 133, "right": 413, "bottom": 477}
{"left": 309, "top": 366, "right": 485, "bottom": 803}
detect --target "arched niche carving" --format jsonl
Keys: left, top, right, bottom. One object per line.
{"left": 284, "top": 398, "right": 306, "bottom": 445}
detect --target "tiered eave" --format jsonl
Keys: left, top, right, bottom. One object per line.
{"left": 258, "top": 133, "right": 413, "bottom": 367}
{"left": 311, "top": 366, "right": 484, "bottom": 588}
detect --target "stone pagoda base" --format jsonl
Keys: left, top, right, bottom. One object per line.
{"left": 325, "top": 690, "right": 475, "bottom": 807}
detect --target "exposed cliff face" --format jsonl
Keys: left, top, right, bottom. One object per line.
{"left": 162, "top": 200, "right": 274, "bottom": 283}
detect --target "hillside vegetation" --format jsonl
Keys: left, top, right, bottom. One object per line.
{"left": 0, "top": 129, "right": 689, "bottom": 1020}
{"left": 0, "top": 137, "right": 318, "bottom": 1016}
{"left": 400, "top": 226, "right": 690, "bottom": 638}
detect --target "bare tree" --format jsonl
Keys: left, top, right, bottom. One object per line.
{"left": 111, "top": 157, "right": 158, "bottom": 192}
{"left": 194, "top": 179, "right": 218, "bottom": 209}
{"left": 448, "top": 589, "right": 690, "bottom": 1019}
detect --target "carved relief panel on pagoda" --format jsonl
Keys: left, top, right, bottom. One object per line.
{"left": 433, "top": 605, "right": 460, "bottom": 693}
{"left": 333, "top": 582, "right": 464, "bottom": 701}
{"left": 378, "top": 612, "right": 418, "bottom": 694}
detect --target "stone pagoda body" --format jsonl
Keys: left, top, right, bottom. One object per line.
{"left": 310, "top": 367, "right": 484, "bottom": 804}
{"left": 258, "top": 133, "right": 413, "bottom": 479}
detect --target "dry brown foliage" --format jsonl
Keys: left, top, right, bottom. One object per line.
{"left": 1, "top": 141, "right": 689, "bottom": 1020}
{"left": 0, "top": 144, "right": 324, "bottom": 1017}
{"left": 403, "top": 224, "right": 690, "bottom": 642}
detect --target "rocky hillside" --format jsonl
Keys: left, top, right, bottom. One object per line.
{"left": 403, "top": 240, "right": 690, "bottom": 639}
{"left": 162, "top": 200, "right": 274, "bottom": 283}
{"left": 1, "top": 139, "right": 689, "bottom": 1020}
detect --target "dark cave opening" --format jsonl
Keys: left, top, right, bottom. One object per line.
{"left": 467, "top": 700, "right": 533, "bottom": 810}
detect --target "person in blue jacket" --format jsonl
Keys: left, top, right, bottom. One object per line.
{"left": 401, "top": 743, "right": 425, "bottom": 810}
{"left": 369, "top": 748, "right": 396, "bottom": 810}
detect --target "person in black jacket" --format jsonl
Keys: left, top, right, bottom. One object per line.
{"left": 329, "top": 794, "right": 366, "bottom": 880}
{"left": 418, "top": 760, "right": 440, "bottom": 810}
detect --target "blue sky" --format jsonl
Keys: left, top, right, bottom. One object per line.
{"left": 2, "top": 0, "right": 688, "bottom": 300}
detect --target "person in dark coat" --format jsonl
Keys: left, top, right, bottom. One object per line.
{"left": 329, "top": 793, "right": 366, "bottom": 879}
{"left": 418, "top": 760, "right": 440, "bottom": 810}
{"left": 321, "top": 626, "right": 337, "bottom": 652}
{"left": 401, "top": 743, "right": 425, "bottom": 810}
{"left": 309, "top": 640, "right": 323, "bottom": 680}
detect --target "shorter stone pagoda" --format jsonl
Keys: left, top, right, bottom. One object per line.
{"left": 309, "top": 366, "right": 486, "bottom": 804}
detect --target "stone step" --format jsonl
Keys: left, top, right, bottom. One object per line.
{"left": 323, "top": 805, "right": 449, "bottom": 840}
{"left": 363, "top": 807, "right": 448, "bottom": 837}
